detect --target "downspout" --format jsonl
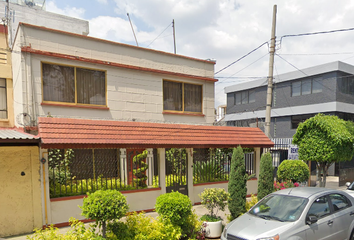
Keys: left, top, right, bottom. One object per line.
{"left": 41, "top": 152, "right": 48, "bottom": 227}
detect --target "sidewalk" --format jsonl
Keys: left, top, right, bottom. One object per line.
{"left": 3, "top": 176, "right": 345, "bottom": 240}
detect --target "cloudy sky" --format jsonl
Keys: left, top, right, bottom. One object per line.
{"left": 44, "top": 0, "right": 354, "bottom": 108}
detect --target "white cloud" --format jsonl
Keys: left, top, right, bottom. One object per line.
{"left": 46, "top": 1, "right": 86, "bottom": 19}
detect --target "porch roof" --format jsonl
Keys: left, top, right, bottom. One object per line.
{"left": 38, "top": 117, "right": 274, "bottom": 149}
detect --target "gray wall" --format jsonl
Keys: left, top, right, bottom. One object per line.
{"left": 226, "top": 70, "right": 354, "bottom": 139}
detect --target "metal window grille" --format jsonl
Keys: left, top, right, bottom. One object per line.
{"left": 48, "top": 148, "right": 159, "bottom": 198}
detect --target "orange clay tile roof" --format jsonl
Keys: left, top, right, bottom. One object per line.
{"left": 38, "top": 117, "right": 274, "bottom": 149}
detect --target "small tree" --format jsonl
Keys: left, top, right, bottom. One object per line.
{"left": 277, "top": 160, "right": 309, "bottom": 183}
{"left": 80, "top": 189, "right": 129, "bottom": 238}
{"left": 199, "top": 188, "right": 230, "bottom": 221}
{"left": 257, "top": 152, "right": 274, "bottom": 201}
{"left": 133, "top": 150, "right": 148, "bottom": 187}
{"left": 293, "top": 114, "right": 354, "bottom": 187}
{"left": 228, "top": 146, "right": 247, "bottom": 220}
{"left": 155, "top": 191, "right": 194, "bottom": 239}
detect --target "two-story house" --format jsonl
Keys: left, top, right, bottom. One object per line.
{"left": 7, "top": 22, "right": 274, "bottom": 231}
{"left": 224, "top": 61, "right": 354, "bottom": 176}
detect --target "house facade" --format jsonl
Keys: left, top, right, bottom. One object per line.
{"left": 8, "top": 22, "right": 274, "bottom": 231}
{"left": 224, "top": 61, "right": 354, "bottom": 175}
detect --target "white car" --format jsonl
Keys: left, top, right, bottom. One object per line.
{"left": 222, "top": 187, "right": 354, "bottom": 240}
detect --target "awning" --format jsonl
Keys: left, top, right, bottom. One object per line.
{"left": 38, "top": 117, "right": 274, "bottom": 149}
{"left": 0, "top": 128, "right": 40, "bottom": 144}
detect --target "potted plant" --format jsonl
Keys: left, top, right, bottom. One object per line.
{"left": 199, "top": 188, "right": 230, "bottom": 238}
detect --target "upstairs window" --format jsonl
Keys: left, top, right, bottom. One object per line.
{"left": 234, "top": 89, "right": 255, "bottom": 105}
{"left": 339, "top": 76, "right": 354, "bottom": 95}
{"left": 163, "top": 80, "right": 202, "bottom": 113}
{"left": 0, "top": 78, "right": 7, "bottom": 119}
{"left": 42, "top": 63, "right": 106, "bottom": 106}
{"left": 291, "top": 77, "right": 323, "bottom": 96}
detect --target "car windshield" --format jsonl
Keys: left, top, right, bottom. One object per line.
{"left": 249, "top": 194, "right": 308, "bottom": 222}
{"left": 348, "top": 182, "right": 354, "bottom": 190}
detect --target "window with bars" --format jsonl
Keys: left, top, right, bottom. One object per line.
{"left": 0, "top": 78, "right": 7, "bottom": 119}
{"left": 42, "top": 63, "right": 106, "bottom": 106}
{"left": 163, "top": 80, "right": 203, "bottom": 113}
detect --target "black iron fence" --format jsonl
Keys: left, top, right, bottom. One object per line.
{"left": 48, "top": 148, "right": 159, "bottom": 198}
{"left": 48, "top": 147, "right": 256, "bottom": 198}
{"left": 193, "top": 148, "right": 255, "bottom": 184}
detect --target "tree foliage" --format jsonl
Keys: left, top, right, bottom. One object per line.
{"left": 257, "top": 152, "right": 274, "bottom": 201}
{"left": 80, "top": 190, "right": 129, "bottom": 238}
{"left": 293, "top": 114, "right": 354, "bottom": 187}
{"left": 199, "top": 188, "right": 230, "bottom": 220}
{"left": 132, "top": 150, "right": 148, "bottom": 187}
{"left": 155, "top": 191, "right": 198, "bottom": 239}
{"left": 277, "top": 160, "right": 309, "bottom": 183}
{"left": 228, "top": 146, "right": 247, "bottom": 220}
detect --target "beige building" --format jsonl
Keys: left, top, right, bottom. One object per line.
{"left": 7, "top": 22, "right": 273, "bottom": 233}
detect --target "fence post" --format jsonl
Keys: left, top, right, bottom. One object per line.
{"left": 146, "top": 148, "right": 154, "bottom": 187}
{"left": 120, "top": 149, "right": 128, "bottom": 185}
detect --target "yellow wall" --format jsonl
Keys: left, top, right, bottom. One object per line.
{"left": 0, "top": 146, "right": 42, "bottom": 237}
{"left": 0, "top": 29, "right": 14, "bottom": 127}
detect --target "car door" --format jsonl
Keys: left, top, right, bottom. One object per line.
{"left": 305, "top": 195, "right": 338, "bottom": 240}
{"left": 328, "top": 193, "right": 354, "bottom": 239}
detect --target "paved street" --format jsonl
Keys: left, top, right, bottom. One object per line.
{"left": 2, "top": 176, "right": 346, "bottom": 240}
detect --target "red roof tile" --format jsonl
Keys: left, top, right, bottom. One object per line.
{"left": 38, "top": 117, "right": 274, "bottom": 149}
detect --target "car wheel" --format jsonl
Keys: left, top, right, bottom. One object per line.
{"left": 350, "top": 229, "right": 354, "bottom": 240}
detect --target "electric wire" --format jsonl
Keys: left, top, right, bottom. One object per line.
{"left": 146, "top": 22, "right": 172, "bottom": 48}
{"left": 215, "top": 41, "right": 269, "bottom": 75}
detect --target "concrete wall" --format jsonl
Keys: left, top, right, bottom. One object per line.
{"left": 12, "top": 25, "right": 216, "bottom": 126}
{"left": 49, "top": 189, "right": 163, "bottom": 225}
{"left": 0, "top": 146, "right": 42, "bottom": 237}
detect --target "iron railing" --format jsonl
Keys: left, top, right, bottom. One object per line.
{"left": 48, "top": 148, "right": 159, "bottom": 198}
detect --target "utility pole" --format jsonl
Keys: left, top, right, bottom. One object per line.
{"left": 264, "top": 5, "right": 277, "bottom": 139}
{"left": 172, "top": 19, "right": 176, "bottom": 54}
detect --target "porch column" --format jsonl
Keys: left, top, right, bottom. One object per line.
{"left": 146, "top": 148, "right": 154, "bottom": 187}
{"left": 120, "top": 149, "right": 128, "bottom": 185}
{"left": 187, "top": 148, "right": 194, "bottom": 204}
{"left": 158, "top": 148, "right": 166, "bottom": 194}
{"left": 254, "top": 147, "right": 261, "bottom": 179}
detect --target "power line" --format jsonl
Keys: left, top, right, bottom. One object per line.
{"left": 280, "top": 27, "right": 354, "bottom": 41}
{"left": 146, "top": 22, "right": 172, "bottom": 48}
{"left": 216, "top": 52, "right": 269, "bottom": 85}
{"left": 215, "top": 42, "right": 268, "bottom": 75}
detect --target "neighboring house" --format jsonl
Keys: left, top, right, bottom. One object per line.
{"left": 0, "top": 0, "right": 89, "bottom": 48}
{"left": 0, "top": 24, "right": 42, "bottom": 238}
{"left": 8, "top": 22, "right": 274, "bottom": 231}
{"left": 224, "top": 61, "right": 354, "bottom": 176}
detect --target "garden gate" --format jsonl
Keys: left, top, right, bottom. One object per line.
{"left": 165, "top": 148, "right": 188, "bottom": 195}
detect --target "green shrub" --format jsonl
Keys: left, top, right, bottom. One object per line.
{"left": 228, "top": 146, "right": 247, "bottom": 220}
{"left": 80, "top": 189, "right": 129, "bottom": 238}
{"left": 245, "top": 194, "right": 258, "bottom": 212}
{"left": 27, "top": 218, "right": 103, "bottom": 240}
{"left": 277, "top": 160, "right": 310, "bottom": 183}
{"left": 107, "top": 212, "right": 182, "bottom": 240}
{"left": 133, "top": 150, "right": 148, "bottom": 187}
{"left": 199, "top": 188, "right": 230, "bottom": 221}
{"left": 155, "top": 191, "right": 195, "bottom": 239}
{"left": 257, "top": 152, "right": 274, "bottom": 200}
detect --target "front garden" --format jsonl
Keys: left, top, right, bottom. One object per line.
{"left": 31, "top": 147, "right": 309, "bottom": 240}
